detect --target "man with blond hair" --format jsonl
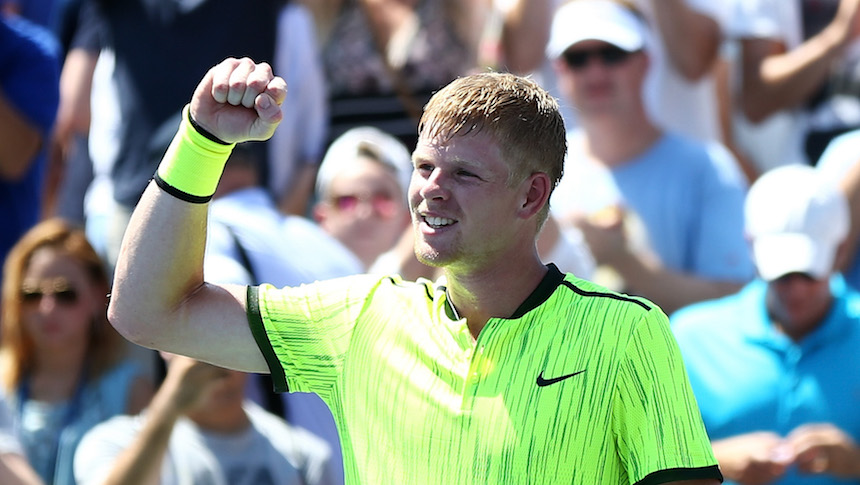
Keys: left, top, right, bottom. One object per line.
{"left": 108, "top": 57, "right": 722, "bottom": 484}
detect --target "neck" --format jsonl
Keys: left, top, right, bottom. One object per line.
{"left": 582, "top": 112, "right": 661, "bottom": 166}
{"left": 29, "top": 349, "right": 87, "bottom": 402}
{"left": 444, "top": 251, "right": 547, "bottom": 339}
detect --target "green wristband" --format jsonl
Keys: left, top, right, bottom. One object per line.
{"left": 156, "top": 105, "right": 235, "bottom": 200}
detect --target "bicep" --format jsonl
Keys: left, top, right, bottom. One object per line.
{"left": 160, "top": 283, "right": 269, "bottom": 373}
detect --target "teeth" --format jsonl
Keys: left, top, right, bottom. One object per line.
{"left": 425, "top": 216, "right": 455, "bottom": 228}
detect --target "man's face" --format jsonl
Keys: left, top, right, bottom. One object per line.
{"left": 766, "top": 273, "right": 833, "bottom": 339}
{"left": 315, "top": 156, "right": 410, "bottom": 267}
{"left": 555, "top": 40, "right": 646, "bottom": 118}
{"left": 409, "top": 129, "right": 535, "bottom": 272}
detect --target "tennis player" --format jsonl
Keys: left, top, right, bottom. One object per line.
{"left": 109, "top": 57, "right": 723, "bottom": 485}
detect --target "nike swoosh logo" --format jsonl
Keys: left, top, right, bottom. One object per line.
{"left": 536, "top": 369, "right": 586, "bottom": 387}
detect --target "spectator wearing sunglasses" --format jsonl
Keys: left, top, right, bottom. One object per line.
{"left": 671, "top": 164, "right": 860, "bottom": 485}
{"left": 0, "top": 219, "right": 154, "bottom": 485}
{"left": 547, "top": 0, "right": 754, "bottom": 315}
{"left": 313, "top": 127, "right": 417, "bottom": 274}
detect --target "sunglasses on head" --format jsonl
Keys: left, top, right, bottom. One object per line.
{"left": 21, "top": 287, "right": 79, "bottom": 305}
{"left": 562, "top": 45, "right": 635, "bottom": 70}
{"left": 331, "top": 193, "right": 398, "bottom": 218}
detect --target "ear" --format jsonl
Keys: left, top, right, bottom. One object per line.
{"left": 517, "top": 172, "right": 552, "bottom": 220}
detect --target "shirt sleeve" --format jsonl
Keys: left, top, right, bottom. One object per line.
{"left": 612, "top": 308, "right": 722, "bottom": 485}
{"left": 249, "top": 275, "right": 383, "bottom": 400}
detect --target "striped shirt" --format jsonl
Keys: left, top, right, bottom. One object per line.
{"left": 248, "top": 264, "right": 721, "bottom": 484}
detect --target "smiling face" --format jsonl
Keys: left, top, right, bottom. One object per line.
{"left": 20, "top": 247, "right": 101, "bottom": 352}
{"left": 409, "top": 129, "right": 537, "bottom": 271}
{"left": 315, "top": 155, "right": 410, "bottom": 267}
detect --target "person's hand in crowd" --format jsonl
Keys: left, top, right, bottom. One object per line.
{"left": 158, "top": 354, "right": 231, "bottom": 416}
{"left": 711, "top": 432, "right": 788, "bottom": 485}
{"left": 782, "top": 423, "right": 860, "bottom": 478}
{"left": 568, "top": 206, "right": 629, "bottom": 267}
{"left": 188, "top": 57, "right": 287, "bottom": 144}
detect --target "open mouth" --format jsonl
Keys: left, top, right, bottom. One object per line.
{"left": 423, "top": 215, "right": 456, "bottom": 229}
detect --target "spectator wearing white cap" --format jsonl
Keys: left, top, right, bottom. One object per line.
{"left": 671, "top": 164, "right": 860, "bottom": 485}
{"left": 548, "top": 0, "right": 753, "bottom": 314}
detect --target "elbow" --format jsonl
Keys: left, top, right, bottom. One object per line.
{"left": 0, "top": 140, "right": 41, "bottom": 181}
{"left": 741, "top": 100, "right": 773, "bottom": 124}
{"left": 107, "top": 295, "right": 154, "bottom": 349}
{"left": 676, "top": 59, "right": 711, "bottom": 82}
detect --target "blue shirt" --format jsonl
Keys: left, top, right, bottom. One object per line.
{"left": 552, "top": 131, "right": 754, "bottom": 281}
{"left": 0, "top": 16, "right": 60, "bottom": 268}
{"left": 671, "top": 277, "right": 860, "bottom": 485}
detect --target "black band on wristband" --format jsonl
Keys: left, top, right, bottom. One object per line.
{"left": 187, "top": 109, "right": 230, "bottom": 145}
{"left": 153, "top": 173, "right": 213, "bottom": 203}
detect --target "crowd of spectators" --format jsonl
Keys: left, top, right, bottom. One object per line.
{"left": 3, "top": 0, "right": 860, "bottom": 483}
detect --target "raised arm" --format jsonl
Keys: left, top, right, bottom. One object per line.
{"left": 108, "top": 58, "right": 287, "bottom": 373}
{"left": 647, "top": 0, "right": 722, "bottom": 80}
{"left": 740, "top": 0, "right": 860, "bottom": 122}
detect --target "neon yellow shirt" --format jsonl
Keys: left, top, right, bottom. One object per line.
{"left": 248, "top": 264, "right": 721, "bottom": 484}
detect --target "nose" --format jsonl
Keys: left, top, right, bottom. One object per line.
{"left": 418, "top": 168, "right": 450, "bottom": 201}
{"left": 37, "top": 294, "right": 61, "bottom": 314}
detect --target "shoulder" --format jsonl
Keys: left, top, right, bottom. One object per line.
{"left": 656, "top": 134, "right": 746, "bottom": 183}
{"left": 670, "top": 285, "right": 753, "bottom": 334}
{"left": 79, "top": 413, "right": 140, "bottom": 446}
{"left": 0, "top": 16, "right": 59, "bottom": 59}
{"left": 554, "top": 274, "right": 658, "bottom": 322}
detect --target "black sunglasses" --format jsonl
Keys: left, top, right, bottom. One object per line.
{"left": 562, "top": 46, "right": 636, "bottom": 70}
{"left": 21, "top": 288, "right": 79, "bottom": 305}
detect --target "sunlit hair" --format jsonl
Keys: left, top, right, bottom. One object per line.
{"left": 419, "top": 72, "right": 567, "bottom": 228}
{"left": 0, "top": 219, "right": 125, "bottom": 393}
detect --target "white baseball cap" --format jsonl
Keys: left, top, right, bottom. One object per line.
{"left": 316, "top": 127, "right": 414, "bottom": 200}
{"left": 546, "top": 0, "right": 649, "bottom": 59}
{"left": 745, "top": 164, "right": 849, "bottom": 281}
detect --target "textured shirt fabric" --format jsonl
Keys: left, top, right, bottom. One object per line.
{"left": 74, "top": 401, "right": 333, "bottom": 485}
{"left": 248, "top": 264, "right": 721, "bottom": 484}
{"left": 671, "top": 277, "right": 860, "bottom": 485}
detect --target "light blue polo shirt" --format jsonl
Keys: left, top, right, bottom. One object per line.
{"left": 670, "top": 276, "right": 860, "bottom": 485}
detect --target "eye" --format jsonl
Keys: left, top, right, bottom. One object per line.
{"left": 416, "top": 163, "right": 434, "bottom": 175}
{"left": 457, "top": 169, "right": 479, "bottom": 179}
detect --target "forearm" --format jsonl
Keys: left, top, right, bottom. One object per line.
{"left": 649, "top": 1, "right": 721, "bottom": 80}
{"left": 613, "top": 252, "right": 743, "bottom": 314}
{"left": 0, "top": 92, "right": 42, "bottom": 181}
{"left": 108, "top": 109, "right": 230, "bottom": 348}
{"left": 0, "top": 454, "right": 43, "bottom": 485}
{"left": 499, "top": 0, "right": 553, "bottom": 74}
{"left": 741, "top": 27, "right": 847, "bottom": 122}
{"left": 100, "top": 391, "right": 184, "bottom": 485}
